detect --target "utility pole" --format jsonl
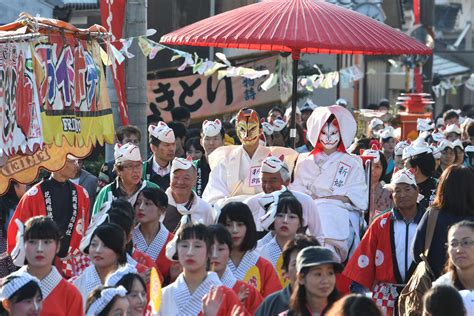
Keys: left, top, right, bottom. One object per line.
{"left": 124, "top": 0, "right": 148, "bottom": 156}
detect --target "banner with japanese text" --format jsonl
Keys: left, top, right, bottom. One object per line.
{"left": 147, "top": 54, "right": 292, "bottom": 121}
{"left": 32, "top": 35, "right": 115, "bottom": 147}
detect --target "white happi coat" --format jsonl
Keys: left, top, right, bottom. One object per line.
{"left": 166, "top": 188, "right": 218, "bottom": 225}
{"left": 290, "top": 151, "right": 368, "bottom": 261}
{"left": 203, "top": 145, "right": 297, "bottom": 207}
{"left": 244, "top": 189, "right": 323, "bottom": 240}
{"left": 159, "top": 272, "right": 222, "bottom": 316}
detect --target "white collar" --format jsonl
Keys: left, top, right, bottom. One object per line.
{"left": 174, "top": 272, "right": 222, "bottom": 315}
{"left": 152, "top": 158, "right": 171, "bottom": 175}
{"left": 220, "top": 266, "right": 237, "bottom": 289}
{"left": 132, "top": 224, "right": 169, "bottom": 261}
{"left": 227, "top": 250, "right": 260, "bottom": 280}
{"left": 19, "top": 266, "right": 62, "bottom": 300}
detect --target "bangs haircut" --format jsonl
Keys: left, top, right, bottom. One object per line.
{"left": 177, "top": 223, "right": 210, "bottom": 250}
{"left": 116, "top": 273, "right": 146, "bottom": 294}
{"left": 139, "top": 187, "right": 168, "bottom": 208}
{"left": 281, "top": 234, "right": 320, "bottom": 272}
{"left": 207, "top": 224, "right": 232, "bottom": 250}
{"left": 275, "top": 191, "right": 303, "bottom": 225}
{"left": 24, "top": 216, "right": 60, "bottom": 242}
{"left": 218, "top": 202, "right": 257, "bottom": 251}
{"left": 407, "top": 152, "right": 436, "bottom": 177}
{"left": 3, "top": 279, "right": 42, "bottom": 303}
{"left": 89, "top": 223, "right": 127, "bottom": 264}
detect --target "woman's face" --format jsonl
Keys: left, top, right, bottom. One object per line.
{"left": 448, "top": 226, "right": 474, "bottom": 271}
{"left": 394, "top": 155, "right": 404, "bottom": 171}
{"left": 382, "top": 138, "right": 396, "bottom": 154}
{"left": 135, "top": 193, "right": 164, "bottom": 225}
{"left": 201, "top": 135, "right": 224, "bottom": 156}
{"left": 454, "top": 147, "right": 464, "bottom": 164}
{"left": 186, "top": 145, "right": 203, "bottom": 161}
{"left": 272, "top": 132, "right": 286, "bottom": 147}
{"left": 209, "top": 240, "right": 230, "bottom": 274}
{"left": 127, "top": 279, "right": 147, "bottom": 316}
{"left": 7, "top": 292, "right": 42, "bottom": 316}
{"left": 177, "top": 238, "right": 208, "bottom": 272}
{"left": 89, "top": 236, "right": 120, "bottom": 269}
{"left": 371, "top": 160, "right": 384, "bottom": 183}
{"left": 440, "top": 148, "right": 455, "bottom": 166}
{"left": 117, "top": 161, "right": 142, "bottom": 187}
{"left": 106, "top": 297, "right": 129, "bottom": 316}
{"left": 274, "top": 210, "right": 300, "bottom": 239}
{"left": 299, "top": 264, "right": 336, "bottom": 300}
{"left": 25, "top": 239, "right": 58, "bottom": 270}
{"left": 224, "top": 219, "right": 247, "bottom": 250}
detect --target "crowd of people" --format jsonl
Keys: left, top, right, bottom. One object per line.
{"left": 0, "top": 100, "right": 474, "bottom": 316}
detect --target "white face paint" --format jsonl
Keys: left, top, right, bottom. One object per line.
{"left": 319, "top": 121, "right": 340, "bottom": 150}
{"left": 186, "top": 242, "right": 194, "bottom": 255}
{"left": 37, "top": 240, "right": 43, "bottom": 252}
{"left": 283, "top": 213, "right": 289, "bottom": 223}
{"left": 138, "top": 292, "right": 145, "bottom": 304}
{"left": 211, "top": 244, "right": 218, "bottom": 258}
{"left": 34, "top": 298, "right": 40, "bottom": 311}
{"left": 95, "top": 241, "right": 103, "bottom": 252}
{"left": 232, "top": 222, "right": 238, "bottom": 233}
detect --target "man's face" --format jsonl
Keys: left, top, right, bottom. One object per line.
{"left": 151, "top": 141, "right": 176, "bottom": 163}
{"left": 236, "top": 110, "right": 260, "bottom": 146}
{"left": 122, "top": 134, "right": 140, "bottom": 146}
{"left": 319, "top": 121, "right": 340, "bottom": 150}
{"left": 171, "top": 168, "right": 197, "bottom": 196}
{"left": 392, "top": 183, "right": 418, "bottom": 210}
{"left": 261, "top": 172, "right": 286, "bottom": 194}
{"left": 201, "top": 134, "right": 224, "bottom": 155}
{"left": 57, "top": 158, "right": 79, "bottom": 180}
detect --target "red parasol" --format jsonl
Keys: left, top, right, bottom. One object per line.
{"left": 160, "top": 0, "right": 432, "bottom": 147}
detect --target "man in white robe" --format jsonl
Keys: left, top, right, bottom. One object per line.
{"left": 244, "top": 155, "right": 323, "bottom": 242}
{"left": 203, "top": 108, "right": 297, "bottom": 208}
{"left": 290, "top": 105, "right": 368, "bottom": 263}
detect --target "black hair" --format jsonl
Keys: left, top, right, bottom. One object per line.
{"left": 0, "top": 278, "right": 42, "bottom": 305}
{"left": 185, "top": 137, "right": 205, "bottom": 154}
{"left": 217, "top": 202, "right": 257, "bottom": 251}
{"left": 87, "top": 223, "right": 127, "bottom": 265}
{"left": 116, "top": 125, "right": 141, "bottom": 143}
{"left": 207, "top": 224, "right": 233, "bottom": 251}
{"left": 116, "top": 273, "right": 146, "bottom": 294}
{"left": 139, "top": 187, "right": 168, "bottom": 208}
{"left": 423, "top": 285, "right": 465, "bottom": 316}
{"left": 375, "top": 150, "right": 388, "bottom": 182}
{"left": 168, "top": 121, "right": 187, "bottom": 139}
{"left": 406, "top": 152, "right": 436, "bottom": 177}
{"left": 445, "top": 221, "right": 474, "bottom": 289}
{"left": 108, "top": 208, "right": 134, "bottom": 236}
{"left": 443, "top": 109, "right": 459, "bottom": 122}
{"left": 270, "top": 191, "right": 304, "bottom": 230}
{"left": 327, "top": 294, "right": 382, "bottom": 316}
{"left": 86, "top": 286, "right": 124, "bottom": 316}
{"left": 171, "top": 106, "right": 191, "bottom": 122}
{"left": 24, "top": 216, "right": 60, "bottom": 243}
{"left": 268, "top": 106, "right": 284, "bottom": 118}
{"left": 174, "top": 224, "right": 210, "bottom": 261}
{"left": 111, "top": 198, "right": 135, "bottom": 220}
{"left": 281, "top": 234, "right": 320, "bottom": 272}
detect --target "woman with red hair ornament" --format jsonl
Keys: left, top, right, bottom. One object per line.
{"left": 290, "top": 105, "right": 368, "bottom": 263}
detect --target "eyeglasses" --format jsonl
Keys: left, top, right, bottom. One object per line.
{"left": 122, "top": 163, "right": 142, "bottom": 170}
{"left": 446, "top": 240, "right": 474, "bottom": 249}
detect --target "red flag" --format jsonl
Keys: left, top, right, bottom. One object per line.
{"left": 100, "top": 0, "right": 129, "bottom": 125}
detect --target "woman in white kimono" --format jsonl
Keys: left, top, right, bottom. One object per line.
{"left": 71, "top": 223, "right": 128, "bottom": 307}
{"left": 290, "top": 105, "right": 368, "bottom": 263}
{"left": 160, "top": 224, "right": 242, "bottom": 315}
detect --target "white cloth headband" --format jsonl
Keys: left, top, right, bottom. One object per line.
{"left": 0, "top": 271, "right": 41, "bottom": 300}
{"left": 114, "top": 143, "right": 141, "bottom": 164}
{"left": 105, "top": 265, "right": 138, "bottom": 286}
{"left": 369, "top": 118, "right": 383, "bottom": 130}
{"left": 148, "top": 121, "right": 175, "bottom": 143}
{"left": 261, "top": 155, "right": 287, "bottom": 174}
{"left": 171, "top": 157, "right": 195, "bottom": 174}
{"left": 259, "top": 187, "right": 288, "bottom": 231}
{"left": 202, "top": 119, "right": 222, "bottom": 137}
{"left": 86, "top": 286, "right": 127, "bottom": 316}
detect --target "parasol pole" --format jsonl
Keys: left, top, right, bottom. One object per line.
{"left": 289, "top": 49, "right": 300, "bottom": 149}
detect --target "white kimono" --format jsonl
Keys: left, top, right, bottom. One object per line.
{"left": 244, "top": 189, "right": 323, "bottom": 240}
{"left": 166, "top": 188, "right": 218, "bottom": 226}
{"left": 203, "top": 145, "right": 297, "bottom": 207}
{"left": 132, "top": 223, "right": 170, "bottom": 261}
{"left": 257, "top": 236, "right": 282, "bottom": 268}
{"left": 70, "top": 264, "right": 103, "bottom": 308}
{"left": 290, "top": 151, "right": 368, "bottom": 262}
{"left": 256, "top": 231, "right": 274, "bottom": 249}
{"left": 159, "top": 272, "right": 222, "bottom": 315}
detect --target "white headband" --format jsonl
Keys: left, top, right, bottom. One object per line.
{"left": 171, "top": 157, "right": 195, "bottom": 174}
{"left": 394, "top": 141, "right": 410, "bottom": 156}
{"left": 86, "top": 286, "right": 127, "bottom": 316}
{"left": 466, "top": 145, "right": 474, "bottom": 153}
{"left": 369, "top": 118, "right": 384, "bottom": 130}
{"left": 402, "top": 140, "right": 431, "bottom": 160}
{"left": 105, "top": 265, "right": 138, "bottom": 286}
{"left": 258, "top": 187, "right": 288, "bottom": 230}
{"left": 0, "top": 271, "right": 41, "bottom": 300}
{"left": 452, "top": 139, "right": 464, "bottom": 149}
{"left": 261, "top": 155, "right": 288, "bottom": 174}
{"left": 431, "top": 131, "right": 445, "bottom": 142}
{"left": 444, "top": 124, "right": 461, "bottom": 135}
{"left": 417, "top": 118, "right": 434, "bottom": 131}
{"left": 378, "top": 126, "right": 395, "bottom": 140}
{"left": 360, "top": 145, "right": 381, "bottom": 163}
{"left": 435, "top": 139, "right": 455, "bottom": 153}
{"left": 114, "top": 143, "right": 142, "bottom": 164}
{"left": 148, "top": 122, "right": 175, "bottom": 143}
{"left": 202, "top": 119, "right": 222, "bottom": 137}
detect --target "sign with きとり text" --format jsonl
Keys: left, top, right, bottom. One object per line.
{"left": 147, "top": 54, "right": 292, "bottom": 121}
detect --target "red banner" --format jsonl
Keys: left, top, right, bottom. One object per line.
{"left": 100, "top": 0, "right": 128, "bottom": 125}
